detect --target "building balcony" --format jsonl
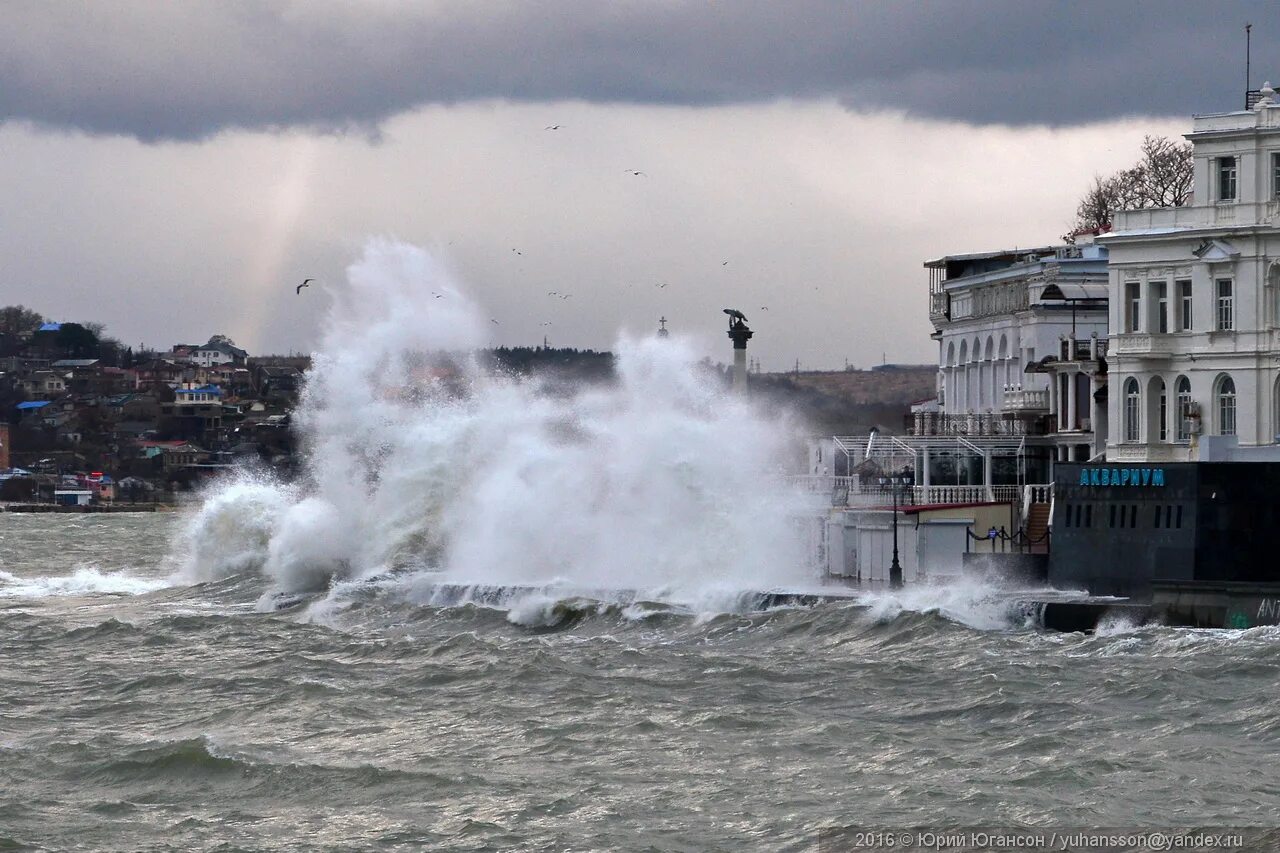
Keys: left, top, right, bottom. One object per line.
{"left": 1002, "top": 388, "right": 1049, "bottom": 413}
{"left": 1111, "top": 200, "right": 1280, "bottom": 232}
{"left": 911, "top": 412, "right": 1050, "bottom": 437}
{"left": 1111, "top": 333, "right": 1175, "bottom": 358}
{"left": 1057, "top": 337, "right": 1106, "bottom": 362}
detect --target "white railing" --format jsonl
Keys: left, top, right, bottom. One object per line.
{"left": 786, "top": 475, "right": 856, "bottom": 494}
{"left": 913, "top": 484, "right": 1020, "bottom": 505}
{"left": 1112, "top": 333, "right": 1174, "bottom": 356}
{"left": 787, "top": 476, "right": 1023, "bottom": 507}
{"left": 1003, "top": 388, "right": 1048, "bottom": 412}
{"left": 1112, "top": 201, "right": 1274, "bottom": 232}
{"left": 1021, "top": 483, "right": 1054, "bottom": 520}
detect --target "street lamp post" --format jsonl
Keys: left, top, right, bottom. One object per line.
{"left": 878, "top": 473, "right": 912, "bottom": 589}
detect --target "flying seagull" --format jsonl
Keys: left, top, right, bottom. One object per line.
{"left": 655, "top": 282, "right": 668, "bottom": 288}
{"left": 490, "top": 319, "right": 499, "bottom": 325}
{"left": 723, "top": 308, "right": 747, "bottom": 322}
{"left": 545, "top": 125, "right": 563, "bottom": 130}
{"left": 625, "top": 169, "right": 647, "bottom": 177}
{"left": 296, "top": 278, "right": 313, "bottom": 294}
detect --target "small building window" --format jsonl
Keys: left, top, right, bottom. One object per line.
{"left": 1218, "top": 375, "right": 1237, "bottom": 436}
{"left": 1154, "top": 281, "right": 1168, "bottom": 333}
{"left": 1216, "top": 279, "right": 1234, "bottom": 331}
{"left": 1175, "top": 376, "right": 1192, "bottom": 442}
{"left": 1126, "top": 282, "right": 1141, "bottom": 332}
{"left": 1085, "top": 505, "right": 1092, "bottom": 528}
{"left": 1218, "top": 156, "right": 1238, "bottom": 202}
{"left": 1156, "top": 378, "right": 1168, "bottom": 442}
{"left": 1124, "top": 377, "right": 1141, "bottom": 442}
{"left": 1177, "top": 279, "right": 1193, "bottom": 331}
{"left": 1273, "top": 152, "right": 1280, "bottom": 199}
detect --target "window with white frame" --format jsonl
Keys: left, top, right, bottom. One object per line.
{"left": 1217, "top": 375, "right": 1237, "bottom": 436}
{"left": 1124, "top": 377, "right": 1140, "bottom": 442}
{"left": 1177, "top": 279, "right": 1193, "bottom": 331}
{"left": 1155, "top": 378, "right": 1168, "bottom": 442}
{"left": 1216, "top": 278, "right": 1234, "bottom": 331}
{"left": 1175, "top": 376, "right": 1192, "bottom": 442}
{"left": 1218, "top": 156, "right": 1238, "bottom": 202}
{"left": 1126, "top": 281, "right": 1141, "bottom": 332}
{"left": 1153, "top": 281, "right": 1168, "bottom": 333}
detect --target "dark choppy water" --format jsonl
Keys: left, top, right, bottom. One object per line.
{"left": 3, "top": 514, "right": 1280, "bottom": 852}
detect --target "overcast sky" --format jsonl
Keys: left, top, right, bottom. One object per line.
{"left": 2, "top": 2, "right": 1275, "bottom": 369}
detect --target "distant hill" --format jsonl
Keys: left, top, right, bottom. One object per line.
{"left": 751, "top": 365, "right": 937, "bottom": 435}
{"left": 477, "top": 347, "right": 937, "bottom": 435}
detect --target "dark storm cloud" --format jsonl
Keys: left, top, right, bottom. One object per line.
{"left": 2, "top": 1, "right": 1275, "bottom": 140}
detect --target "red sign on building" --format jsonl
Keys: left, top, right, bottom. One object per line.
{"left": 0, "top": 423, "right": 9, "bottom": 471}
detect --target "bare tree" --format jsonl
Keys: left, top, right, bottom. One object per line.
{"left": 1067, "top": 135, "right": 1192, "bottom": 240}
{"left": 0, "top": 305, "right": 45, "bottom": 334}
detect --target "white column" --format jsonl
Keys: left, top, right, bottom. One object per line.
{"left": 921, "top": 447, "right": 931, "bottom": 488}
{"left": 1066, "top": 370, "right": 1078, "bottom": 431}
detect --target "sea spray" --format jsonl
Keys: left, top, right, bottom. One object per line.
{"left": 177, "top": 476, "right": 297, "bottom": 582}
{"left": 178, "top": 238, "right": 812, "bottom": 605}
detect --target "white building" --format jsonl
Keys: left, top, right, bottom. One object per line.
{"left": 923, "top": 243, "right": 1110, "bottom": 467}
{"left": 1099, "top": 84, "right": 1280, "bottom": 462}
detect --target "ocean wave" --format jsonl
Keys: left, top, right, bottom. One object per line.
{"left": 0, "top": 567, "right": 171, "bottom": 599}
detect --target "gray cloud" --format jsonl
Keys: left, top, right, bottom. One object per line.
{"left": 3, "top": 1, "right": 1275, "bottom": 141}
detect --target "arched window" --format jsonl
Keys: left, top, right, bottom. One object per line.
{"left": 1175, "top": 376, "right": 1192, "bottom": 442}
{"left": 1124, "top": 377, "right": 1141, "bottom": 443}
{"left": 1217, "top": 375, "right": 1237, "bottom": 436}
{"left": 1148, "top": 377, "right": 1167, "bottom": 442}
{"left": 946, "top": 342, "right": 956, "bottom": 367}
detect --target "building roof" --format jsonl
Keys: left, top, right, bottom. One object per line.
{"left": 1040, "top": 282, "right": 1109, "bottom": 301}
{"left": 16, "top": 401, "right": 51, "bottom": 410}
{"left": 37, "top": 322, "right": 62, "bottom": 332}
{"left": 199, "top": 339, "right": 249, "bottom": 358}
{"left": 51, "top": 359, "right": 100, "bottom": 368}
{"left": 924, "top": 246, "right": 1057, "bottom": 268}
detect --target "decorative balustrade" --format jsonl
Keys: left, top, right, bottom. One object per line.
{"left": 1002, "top": 388, "right": 1049, "bottom": 412}
{"left": 1112, "top": 333, "right": 1174, "bottom": 357}
{"left": 1058, "top": 338, "right": 1101, "bottom": 361}
{"left": 912, "top": 412, "right": 1048, "bottom": 437}
{"left": 785, "top": 477, "right": 1028, "bottom": 507}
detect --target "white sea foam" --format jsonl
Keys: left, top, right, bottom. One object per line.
{"left": 178, "top": 238, "right": 812, "bottom": 608}
{"left": 0, "top": 566, "right": 170, "bottom": 598}
{"left": 856, "top": 577, "right": 1033, "bottom": 632}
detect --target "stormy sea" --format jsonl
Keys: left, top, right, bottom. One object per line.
{"left": 4, "top": 242, "right": 1280, "bottom": 851}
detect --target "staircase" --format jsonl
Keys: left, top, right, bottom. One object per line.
{"left": 1024, "top": 502, "right": 1052, "bottom": 554}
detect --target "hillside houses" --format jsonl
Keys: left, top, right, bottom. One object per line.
{"left": 1, "top": 326, "right": 309, "bottom": 499}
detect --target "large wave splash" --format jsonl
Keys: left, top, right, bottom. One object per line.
{"left": 177, "top": 239, "right": 810, "bottom": 604}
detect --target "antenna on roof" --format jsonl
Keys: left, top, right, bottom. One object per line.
{"left": 1246, "top": 23, "right": 1253, "bottom": 110}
